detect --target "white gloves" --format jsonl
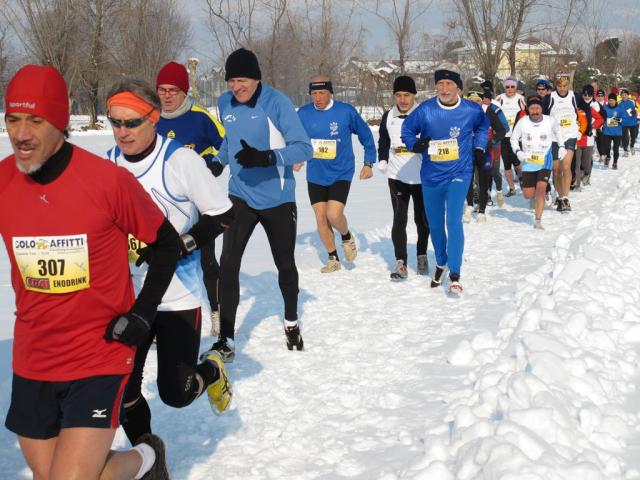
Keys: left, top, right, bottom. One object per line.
{"left": 377, "top": 161, "right": 388, "bottom": 172}
{"left": 516, "top": 150, "right": 526, "bottom": 163}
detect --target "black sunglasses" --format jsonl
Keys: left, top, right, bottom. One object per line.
{"left": 107, "top": 112, "right": 151, "bottom": 129}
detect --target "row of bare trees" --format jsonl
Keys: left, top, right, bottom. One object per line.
{"left": 1, "top": 0, "right": 639, "bottom": 120}
{"left": 1, "top": 0, "right": 188, "bottom": 127}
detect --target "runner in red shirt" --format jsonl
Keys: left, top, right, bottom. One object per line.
{"left": 1, "top": 65, "right": 179, "bottom": 479}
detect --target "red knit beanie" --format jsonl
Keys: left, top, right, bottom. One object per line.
{"left": 156, "top": 62, "right": 189, "bottom": 93}
{"left": 5, "top": 65, "right": 69, "bottom": 132}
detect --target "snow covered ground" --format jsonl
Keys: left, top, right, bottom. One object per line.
{"left": 1, "top": 131, "right": 640, "bottom": 479}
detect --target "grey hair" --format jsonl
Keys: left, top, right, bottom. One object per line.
{"left": 106, "top": 78, "right": 161, "bottom": 110}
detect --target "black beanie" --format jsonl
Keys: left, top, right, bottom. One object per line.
{"left": 480, "top": 80, "right": 493, "bottom": 92}
{"left": 434, "top": 69, "right": 462, "bottom": 90}
{"left": 481, "top": 88, "right": 493, "bottom": 100}
{"left": 225, "top": 48, "right": 261, "bottom": 81}
{"left": 608, "top": 92, "right": 617, "bottom": 101}
{"left": 393, "top": 75, "right": 417, "bottom": 94}
{"left": 582, "top": 85, "right": 594, "bottom": 96}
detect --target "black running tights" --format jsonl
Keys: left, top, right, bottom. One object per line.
{"left": 388, "top": 178, "right": 430, "bottom": 264}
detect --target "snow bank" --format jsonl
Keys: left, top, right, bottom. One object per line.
{"left": 399, "top": 173, "right": 640, "bottom": 479}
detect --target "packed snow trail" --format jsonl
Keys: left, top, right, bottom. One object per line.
{"left": 0, "top": 132, "right": 639, "bottom": 479}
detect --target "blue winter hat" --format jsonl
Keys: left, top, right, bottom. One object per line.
{"left": 434, "top": 69, "right": 462, "bottom": 90}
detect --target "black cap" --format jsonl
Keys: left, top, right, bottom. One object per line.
{"left": 582, "top": 85, "right": 594, "bottom": 96}
{"left": 482, "top": 88, "right": 493, "bottom": 100}
{"left": 435, "top": 69, "right": 462, "bottom": 90}
{"left": 480, "top": 80, "right": 493, "bottom": 92}
{"left": 393, "top": 75, "right": 417, "bottom": 94}
{"left": 527, "top": 95, "right": 543, "bottom": 107}
{"left": 621, "top": 87, "right": 630, "bottom": 95}
{"left": 225, "top": 48, "right": 262, "bottom": 81}
{"left": 608, "top": 92, "right": 618, "bottom": 101}
{"left": 597, "top": 89, "right": 605, "bottom": 96}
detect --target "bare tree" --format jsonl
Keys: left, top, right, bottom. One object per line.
{"left": 453, "top": 0, "right": 539, "bottom": 83}
{"left": 357, "top": 0, "right": 433, "bottom": 73}
{"left": 204, "top": 0, "right": 259, "bottom": 63}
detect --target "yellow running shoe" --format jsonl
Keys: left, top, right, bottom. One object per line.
{"left": 202, "top": 350, "right": 233, "bottom": 415}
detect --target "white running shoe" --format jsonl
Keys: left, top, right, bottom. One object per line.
{"left": 342, "top": 234, "right": 357, "bottom": 262}
{"left": 320, "top": 255, "right": 341, "bottom": 273}
{"left": 497, "top": 191, "right": 505, "bottom": 207}
{"left": 477, "top": 213, "right": 487, "bottom": 223}
{"left": 534, "top": 219, "right": 544, "bottom": 230}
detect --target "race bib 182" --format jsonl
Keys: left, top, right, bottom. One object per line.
{"left": 311, "top": 139, "right": 337, "bottom": 160}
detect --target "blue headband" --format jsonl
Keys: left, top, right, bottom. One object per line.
{"left": 309, "top": 81, "right": 333, "bottom": 94}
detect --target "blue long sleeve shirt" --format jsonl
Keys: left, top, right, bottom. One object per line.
{"left": 619, "top": 99, "right": 638, "bottom": 127}
{"left": 602, "top": 104, "right": 624, "bottom": 137}
{"left": 401, "top": 96, "right": 489, "bottom": 187}
{"left": 297, "top": 100, "right": 377, "bottom": 186}
{"left": 156, "top": 104, "right": 225, "bottom": 163}
{"left": 214, "top": 83, "right": 313, "bottom": 209}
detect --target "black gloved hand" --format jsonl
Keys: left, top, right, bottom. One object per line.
{"left": 208, "top": 161, "right": 225, "bottom": 177}
{"left": 473, "top": 148, "right": 492, "bottom": 171}
{"left": 135, "top": 246, "right": 153, "bottom": 267}
{"left": 412, "top": 137, "right": 431, "bottom": 154}
{"left": 104, "top": 311, "right": 152, "bottom": 347}
{"left": 235, "top": 139, "right": 276, "bottom": 168}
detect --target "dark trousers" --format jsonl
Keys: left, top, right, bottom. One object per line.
{"left": 603, "top": 135, "right": 621, "bottom": 162}
{"left": 466, "top": 167, "right": 492, "bottom": 214}
{"left": 123, "top": 308, "right": 204, "bottom": 444}
{"left": 200, "top": 240, "right": 219, "bottom": 311}
{"left": 219, "top": 196, "right": 299, "bottom": 339}
{"left": 622, "top": 125, "right": 638, "bottom": 150}
{"left": 388, "top": 178, "right": 430, "bottom": 264}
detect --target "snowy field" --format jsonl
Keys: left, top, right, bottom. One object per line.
{"left": 1, "top": 130, "right": 640, "bottom": 479}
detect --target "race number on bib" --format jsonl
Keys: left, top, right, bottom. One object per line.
{"left": 607, "top": 117, "right": 619, "bottom": 127}
{"left": 526, "top": 151, "right": 545, "bottom": 166}
{"left": 428, "top": 139, "right": 459, "bottom": 162}
{"left": 394, "top": 145, "right": 414, "bottom": 156}
{"left": 559, "top": 115, "right": 575, "bottom": 128}
{"left": 507, "top": 117, "right": 515, "bottom": 128}
{"left": 127, "top": 234, "right": 147, "bottom": 265}
{"left": 311, "top": 139, "right": 337, "bottom": 160}
{"left": 13, "top": 234, "right": 90, "bottom": 294}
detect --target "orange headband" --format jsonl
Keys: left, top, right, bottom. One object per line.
{"left": 106, "top": 91, "right": 160, "bottom": 124}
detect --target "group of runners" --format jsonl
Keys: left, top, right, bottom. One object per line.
{"left": 0, "top": 46, "right": 634, "bottom": 478}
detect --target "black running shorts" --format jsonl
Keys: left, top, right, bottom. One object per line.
{"left": 5, "top": 373, "right": 129, "bottom": 439}
{"left": 521, "top": 169, "right": 551, "bottom": 189}
{"left": 308, "top": 180, "right": 351, "bottom": 205}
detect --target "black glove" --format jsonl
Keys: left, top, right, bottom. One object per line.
{"left": 135, "top": 246, "right": 153, "bottom": 267}
{"left": 412, "top": 137, "right": 431, "bottom": 154}
{"left": 208, "top": 161, "right": 225, "bottom": 177}
{"left": 473, "top": 148, "right": 492, "bottom": 171}
{"left": 104, "top": 311, "right": 152, "bottom": 347}
{"left": 235, "top": 139, "right": 276, "bottom": 168}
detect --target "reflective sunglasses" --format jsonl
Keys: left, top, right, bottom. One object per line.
{"left": 157, "top": 87, "right": 181, "bottom": 96}
{"left": 107, "top": 113, "right": 150, "bottom": 129}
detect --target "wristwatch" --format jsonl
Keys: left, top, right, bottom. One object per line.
{"left": 364, "top": 163, "right": 373, "bottom": 168}
{"left": 180, "top": 234, "right": 197, "bottom": 254}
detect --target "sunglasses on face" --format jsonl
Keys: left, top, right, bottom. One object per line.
{"left": 107, "top": 113, "right": 150, "bottom": 129}
{"left": 157, "top": 87, "right": 181, "bottom": 96}
{"left": 505, "top": 86, "right": 516, "bottom": 89}
{"left": 536, "top": 87, "right": 546, "bottom": 91}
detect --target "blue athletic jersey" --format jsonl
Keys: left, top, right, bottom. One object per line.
{"left": 214, "top": 83, "right": 312, "bottom": 210}
{"left": 297, "top": 100, "right": 377, "bottom": 186}
{"left": 602, "top": 104, "right": 624, "bottom": 137}
{"left": 401, "top": 97, "right": 489, "bottom": 187}
{"left": 156, "top": 104, "right": 225, "bottom": 163}
{"left": 618, "top": 99, "right": 638, "bottom": 127}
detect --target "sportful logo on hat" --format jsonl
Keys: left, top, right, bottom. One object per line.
{"left": 5, "top": 65, "right": 69, "bottom": 132}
